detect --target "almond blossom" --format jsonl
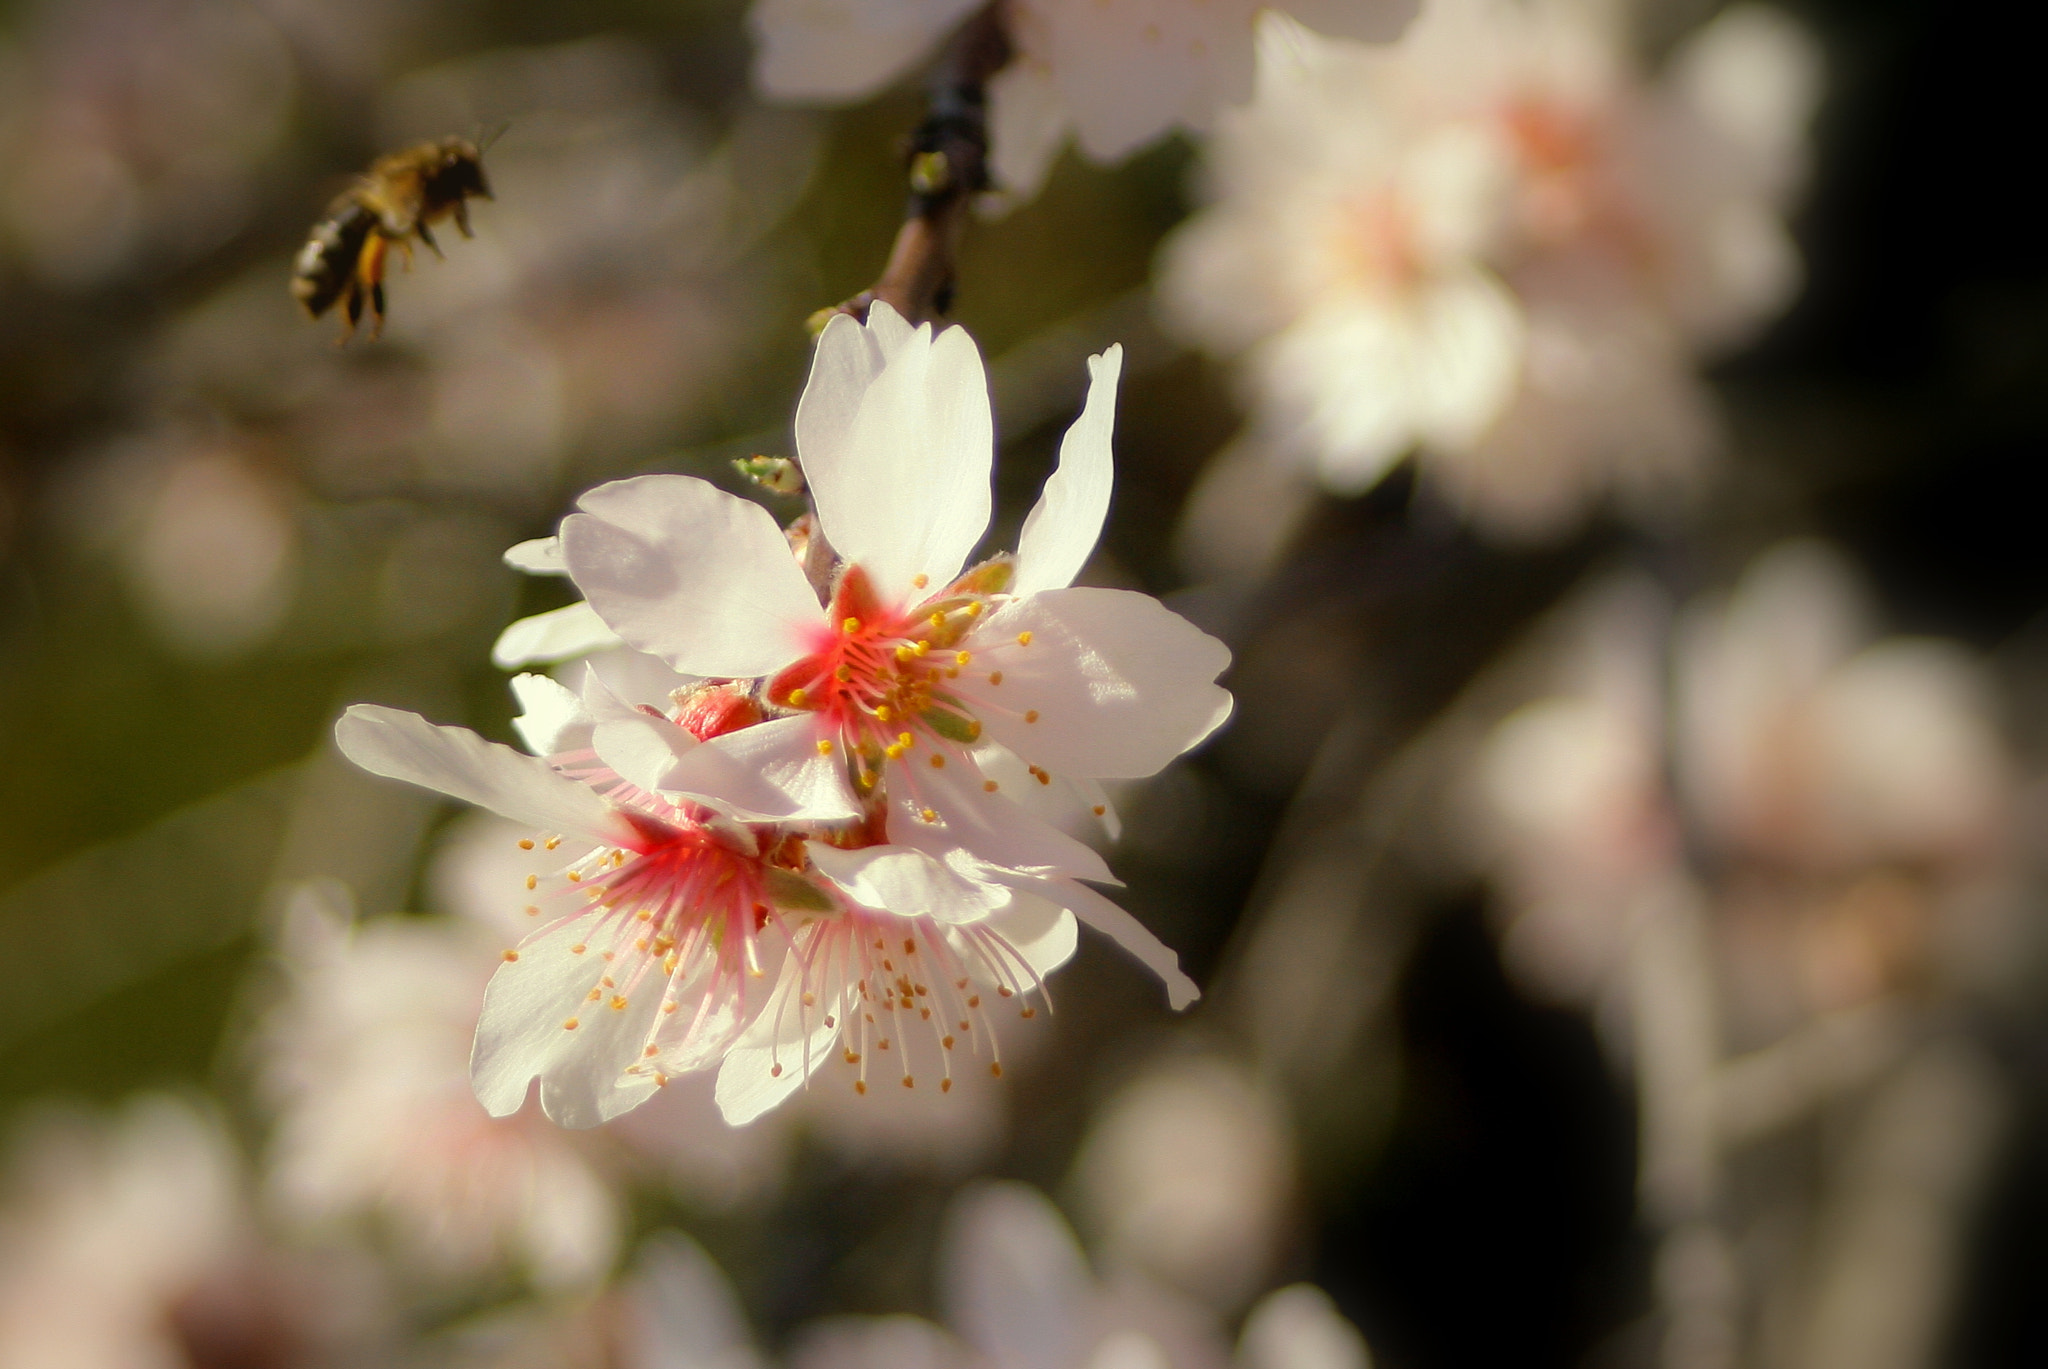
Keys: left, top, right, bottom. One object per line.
{"left": 552, "top": 304, "right": 1226, "bottom": 1010}
{"left": 749, "top": 0, "right": 1418, "bottom": 206}
{"left": 1160, "top": 2, "right": 1820, "bottom": 541}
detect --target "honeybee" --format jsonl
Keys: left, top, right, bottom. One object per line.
{"left": 292, "top": 135, "right": 494, "bottom": 340}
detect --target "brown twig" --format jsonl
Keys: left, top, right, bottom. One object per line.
{"left": 816, "top": 2, "right": 1012, "bottom": 329}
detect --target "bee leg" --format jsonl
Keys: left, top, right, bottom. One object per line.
{"left": 338, "top": 284, "right": 363, "bottom": 345}
{"left": 416, "top": 220, "right": 444, "bottom": 260}
{"left": 352, "top": 232, "right": 390, "bottom": 339}
{"left": 369, "top": 281, "right": 387, "bottom": 340}
{"left": 454, "top": 198, "right": 474, "bottom": 239}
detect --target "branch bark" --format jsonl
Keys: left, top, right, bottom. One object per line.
{"left": 818, "top": 2, "right": 1012, "bottom": 328}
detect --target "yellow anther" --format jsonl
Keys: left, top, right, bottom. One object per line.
{"left": 854, "top": 1080, "right": 867, "bottom": 1094}
{"left": 588, "top": 989, "right": 601, "bottom": 1001}
{"left": 998, "top": 986, "right": 1013, "bottom": 998}
{"left": 771, "top": 1062, "right": 784, "bottom": 1077}
{"left": 990, "top": 1062, "right": 1003, "bottom": 1078}
{"left": 877, "top": 1038, "right": 890, "bottom": 1051}
{"left": 644, "top": 1044, "right": 660, "bottom": 1058}
{"left": 913, "top": 573, "right": 929, "bottom": 589}
{"left": 601, "top": 976, "right": 615, "bottom": 988}
{"left": 816, "top": 739, "right": 835, "bottom": 756}
{"left": 967, "top": 720, "right": 981, "bottom": 740}
{"left": 802, "top": 992, "right": 816, "bottom": 1006}
{"left": 920, "top": 807, "right": 938, "bottom": 822}
{"left": 525, "top": 874, "right": 538, "bottom": 890}
{"left": 503, "top": 950, "right": 519, "bottom": 962}
{"left": 571, "top": 944, "right": 587, "bottom": 955}
{"left": 955, "top": 651, "right": 971, "bottom": 665}
{"left": 930, "top": 754, "right": 945, "bottom": 769}
{"left": 967, "top": 995, "right": 981, "bottom": 1008}
{"left": 843, "top": 617, "right": 861, "bottom": 634}
{"left": 567, "top": 870, "right": 582, "bottom": 882}
{"left": 525, "top": 905, "right": 540, "bottom": 917}
{"left": 609, "top": 995, "right": 629, "bottom": 1011}
{"left": 788, "top": 687, "right": 808, "bottom": 707}
{"left": 967, "top": 601, "right": 983, "bottom": 616}
{"left": 544, "top": 837, "right": 561, "bottom": 850}
{"left": 989, "top": 671, "right": 1004, "bottom": 686}
{"left": 984, "top": 779, "right": 999, "bottom": 792}
{"left": 913, "top": 640, "right": 930, "bottom": 656}
{"left": 885, "top": 742, "right": 907, "bottom": 761}
{"left": 1021, "top": 1006, "right": 1036, "bottom": 1019}
{"left": 942, "top": 1035, "right": 955, "bottom": 1049}
{"left": 636, "top": 909, "right": 652, "bottom": 922}
{"left": 875, "top": 704, "right": 893, "bottom": 722}
{"left": 1025, "top": 710, "right": 1040, "bottom": 724}
{"left": 844, "top": 1050, "right": 861, "bottom": 1064}
{"left": 930, "top": 612, "right": 945, "bottom": 629}
{"left": 655, "top": 1073, "right": 669, "bottom": 1087}
{"left": 836, "top": 666, "right": 852, "bottom": 682}
{"left": 518, "top": 838, "right": 535, "bottom": 850}
{"left": 902, "top": 1075, "right": 915, "bottom": 1088}
{"left": 563, "top": 1018, "right": 580, "bottom": 1030}
{"left": 1017, "top": 631, "right": 1033, "bottom": 646}
{"left": 662, "top": 1000, "right": 678, "bottom": 1014}
{"left": 895, "top": 646, "right": 914, "bottom": 662}
{"left": 942, "top": 1078, "right": 953, "bottom": 1092}
{"left": 1093, "top": 804, "right": 1107, "bottom": 816}
{"left": 898, "top": 731, "right": 913, "bottom": 747}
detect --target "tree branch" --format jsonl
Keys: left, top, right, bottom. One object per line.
{"left": 817, "top": 2, "right": 1012, "bottom": 328}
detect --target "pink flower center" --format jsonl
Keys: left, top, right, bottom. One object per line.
{"left": 768, "top": 564, "right": 991, "bottom": 783}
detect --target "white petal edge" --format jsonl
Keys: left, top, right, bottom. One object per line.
{"left": 806, "top": 313, "right": 995, "bottom": 604}
{"left": 511, "top": 672, "right": 590, "bottom": 756}
{"left": 503, "top": 536, "right": 568, "bottom": 575}
{"left": 492, "top": 601, "right": 624, "bottom": 669}
{"left": 563, "top": 474, "right": 823, "bottom": 679}
{"left": 335, "top": 705, "right": 615, "bottom": 839}
{"left": 1012, "top": 874, "right": 1199, "bottom": 1010}
{"left": 1013, "top": 344, "right": 1122, "bottom": 596}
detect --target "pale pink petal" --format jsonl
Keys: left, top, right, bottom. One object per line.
{"left": 471, "top": 914, "right": 666, "bottom": 1127}
{"left": 979, "top": 895, "right": 1078, "bottom": 982}
{"left": 750, "top": 0, "right": 978, "bottom": 102}
{"left": 973, "top": 742, "right": 1120, "bottom": 841}
{"left": 563, "top": 475, "right": 822, "bottom": 678}
{"left": 805, "top": 316, "right": 994, "bottom": 603}
{"left": 715, "top": 952, "right": 851, "bottom": 1125}
{"left": 1009, "top": 874, "right": 1200, "bottom": 1010}
{"left": 941, "top": 1182, "right": 1092, "bottom": 1369}
{"left": 797, "top": 310, "right": 894, "bottom": 484}
{"left": 1237, "top": 1285, "right": 1370, "bottom": 1369}
{"left": 502, "top": 536, "right": 568, "bottom": 575}
{"left": 890, "top": 766, "right": 1118, "bottom": 885}
{"left": 335, "top": 705, "right": 615, "bottom": 840}
{"left": 808, "top": 844, "right": 1013, "bottom": 925}
{"left": 1012, "top": 345, "right": 1122, "bottom": 596}
{"left": 985, "top": 57, "right": 1070, "bottom": 208}
{"left": 703, "top": 714, "right": 862, "bottom": 822}
{"left": 966, "top": 589, "right": 1232, "bottom": 779}
{"left": 510, "top": 672, "right": 590, "bottom": 756}
{"left": 491, "top": 601, "right": 623, "bottom": 669}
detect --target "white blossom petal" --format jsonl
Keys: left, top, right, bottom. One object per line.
{"left": 335, "top": 705, "right": 615, "bottom": 839}
{"left": 750, "top": 0, "right": 977, "bottom": 102}
{"left": 492, "top": 601, "right": 624, "bottom": 669}
{"left": 703, "top": 714, "right": 862, "bottom": 823}
{"left": 804, "top": 314, "right": 994, "bottom": 604}
{"left": 714, "top": 951, "right": 851, "bottom": 1125}
{"left": 1013, "top": 345, "right": 1122, "bottom": 597}
{"left": 808, "top": 844, "right": 1013, "bottom": 925}
{"left": 891, "top": 767, "right": 1118, "bottom": 885}
{"left": 471, "top": 913, "right": 665, "bottom": 1127}
{"left": 941, "top": 1182, "right": 1092, "bottom": 1369}
{"left": 968, "top": 589, "right": 1232, "bottom": 779}
{"left": 985, "top": 57, "right": 1071, "bottom": 208}
{"left": 502, "top": 536, "right": 568, "bottom": 575}
{"left": 510, "top": 672, "right": 590, "bottom": 756}
{"left": 563, "top": 474, "right": 823, "bottom": 678}
{"left": 1009, "top": 874, "right": 1200, "bottom": 1011}
{"left": 1238, "top": 1285, "right": 1370, "bottom": 1369}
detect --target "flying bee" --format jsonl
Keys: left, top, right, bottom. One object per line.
{"left": 292, "top": 135, "right": 494, "bottom": 341}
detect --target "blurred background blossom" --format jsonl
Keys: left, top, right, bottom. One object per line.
{"left": 4, "top": 0, "right": 2047, "bottom": 1366}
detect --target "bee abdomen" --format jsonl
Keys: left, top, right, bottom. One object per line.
{"left": 291, "top": 201, "right": 376, "bottom": 319}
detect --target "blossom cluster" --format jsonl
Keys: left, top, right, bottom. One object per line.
{"left": 338, "top": 304, "right": 1231, "bottom": 1128}
{"left": 1161, "top": 0, "right": 1822, "bottom": 541}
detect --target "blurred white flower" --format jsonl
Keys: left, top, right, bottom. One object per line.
{"left": 1474, "top": 544, "right": 2013, "bottom": 1022}
{"left": 0, "top": 1094, "right": 382, "bottom": 1367}
{"left": 1160, "top": 1, "right": 1820, "bottom": 541}
{"left": 1676, "top": 542, "right": 2009, "bottom": 874}
{"left": 801, "top": 1182, "right": 1374, "bottom": 1369}
{"left": 259, "top": 881, "right": 622, "bottom": 1290}
{"left": 1072, "top": 1056, "right": 1294, "bottom": 1309}
{"left": 750, "top": 0, "right": 1418, "bottom": 205}
{"left": 124, "top": 446, "right": 299, "bottom": 659}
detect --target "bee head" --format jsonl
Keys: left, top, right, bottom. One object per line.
{"left": 431, "top": 137, "right": 493, "bottom": 201}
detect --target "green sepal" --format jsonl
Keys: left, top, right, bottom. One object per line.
{"left": 765, "top": 867, "right": 836, "bottom": 913}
